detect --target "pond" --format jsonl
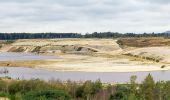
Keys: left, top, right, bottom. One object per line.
{"left": 0, "top": 52, "right": 58, "bottom": 61}
{"left": 0, "top": 67, "right": 169, "bottom": 83}
{"left": 0, "top": 52, "right": 169, "bottom": 83}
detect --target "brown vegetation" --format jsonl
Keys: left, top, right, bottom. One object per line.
{"left": 117, "top": 37, "right": 170, "bottom": 47}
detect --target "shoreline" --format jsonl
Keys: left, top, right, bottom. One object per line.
{"left": 36, "top": 66, "right": 170, "bottom": 73}
{"left": 0, "top": 60, "right": 169, "bottom": 73}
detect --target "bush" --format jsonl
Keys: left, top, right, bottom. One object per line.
{"left": 0, "top": 92, "right": 11, "bottom": 99}
{"left": 23, "top": 90, "right": 71, "bottom": 100}
{"left": 161, "top": 65, "right": 166, "bottom": 68}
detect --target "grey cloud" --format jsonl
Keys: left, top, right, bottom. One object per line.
{"left": 0, "top": 0, "right": 169, "bottom": 33}
{"left": 47, "top": 0, "right": 96, "bottom": 7}
{"left": 0, "top": 0, "right": 35, "bottom": 3}
{"left": 138, "top": 0, "right": 170, "bottom": 4}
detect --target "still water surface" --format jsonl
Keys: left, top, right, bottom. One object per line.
{"left": 0, "top": 52, "right": 57, "bottom": 61}
{"left": 0, "top": 52, "right": 169, "bottom": 83}
{"left": 0, "top": 67, "right": 169, "bottom": 83}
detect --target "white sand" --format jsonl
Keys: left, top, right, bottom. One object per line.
{"left": 39, "top": 54, "right": 170, "bottom": 72}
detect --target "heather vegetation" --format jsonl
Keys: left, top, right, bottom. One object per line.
{"left": 0, "top": 74, "right": 170, "bottom": 100}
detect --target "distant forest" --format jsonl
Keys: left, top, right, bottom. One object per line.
{"left": 0, "top": 32, "right": 169, "bottom": 40}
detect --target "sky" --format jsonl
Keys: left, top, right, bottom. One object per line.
{"left": 0, "top": 0, "right": 170, "bottom": 33}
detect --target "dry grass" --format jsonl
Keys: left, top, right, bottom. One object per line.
{"left": 117, "top": 37, "right": 170, "bottom": 47}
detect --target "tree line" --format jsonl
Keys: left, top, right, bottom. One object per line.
{"left": 0, "top": 74, "right": 170, "bottom": 100}
{"left": 0, "top": 33, "right": 81, "bottom": 40}
{"left": 0, "top": 32, "right": 169, "bottom": 40}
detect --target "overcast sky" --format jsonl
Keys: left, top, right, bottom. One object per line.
{"left": 0, "top": 0, "right": 170, "bottom": 33}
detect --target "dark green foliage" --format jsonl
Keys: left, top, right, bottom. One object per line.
{"left": 84, "top": 32, "right": 167, "bottom": 38}
{"left": 8, "top": 79, "right": 51, "bottom": 94}
{"left": 140, "top": 74, "right": 155, "bottom": 100}
{"left": 75, "top": 86, "right": 84, "bottom": 98}
{"left": 109, "top": 84, "right": 129, "bottom": 100}
{"left": 93, "top": 79, "right": 102, "bottom": 93}
{"left": 0, "top": 32, "right": 168, "bottom": 40}
{"left": 0, "top": 92, "right": 11, "bottom": 98}
{"left": 23, "top": 90, "right": 71, "bottom": 100}
{"left": 75, "top": 80, "right": 102, "bottom": 99}
{"left": 0, "top": 33, "right": 81, "bottom": 40}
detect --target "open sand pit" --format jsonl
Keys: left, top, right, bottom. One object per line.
{"left": 0, "top": 38, "right": 170, "bottom": 72}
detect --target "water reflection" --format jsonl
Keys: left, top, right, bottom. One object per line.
{"left": 0, "top": 67, "right": 169, "bottom": 83}
{"left": 0, "top": 52, "right": 58, "bottom": 61}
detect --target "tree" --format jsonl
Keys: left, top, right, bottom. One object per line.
{"left": 154, "top": 81, "right": 165, "bottom": 100}
{"left": 130, "top": 75, "right": 137, "bottom": 94}
{"left": 92, "top": 79, "right": 102, "bottom": 94}
{"left": 129, "top": 75, "right": 140, "bottom": 99}
{"left": 110, "top": 85, "right": 129, "bottom": 100}
{"left": 140, "top": 74, "right": 155, "bottom": 100}
{"left": 83, "top": 81, "right": 94, "bottom": 100}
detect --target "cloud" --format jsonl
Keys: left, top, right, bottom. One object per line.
{"left": 0, "top": 0, "right": 169, "bottom": 33}
{"left": 138, "top": 0, "right": 170, "bottom": 4}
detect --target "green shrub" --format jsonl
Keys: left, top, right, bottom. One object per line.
{"left": 23, "top": 90, "right": 71, "bottom": 100}
{"left": 0, "top": 92, "right": 11, "bottom": 99}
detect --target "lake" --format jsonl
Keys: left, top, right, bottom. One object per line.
{"left": 0, "top": 67, "right": 169, "bottom": 83}
{"left": 0, "top": 52, "right": 58, "bottom": 61}
{"left": 0, "top": 52, "right": 169, "bottom": 83}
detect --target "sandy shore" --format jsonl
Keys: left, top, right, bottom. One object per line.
{"left": 42, "top": 63, "right": 170, "bottom": 72}
{"left": 0, "top": 54, "right": 169, "bottom": 72}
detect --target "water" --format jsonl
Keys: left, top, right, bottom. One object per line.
{"left": 0, "top": 67, "right": 169, "bottom": 83}
{"left": 0, "top": 52, "right": 169, "bottom": 83}
{"left": 0, "top": 52, "right": 58, "bottom": 61}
